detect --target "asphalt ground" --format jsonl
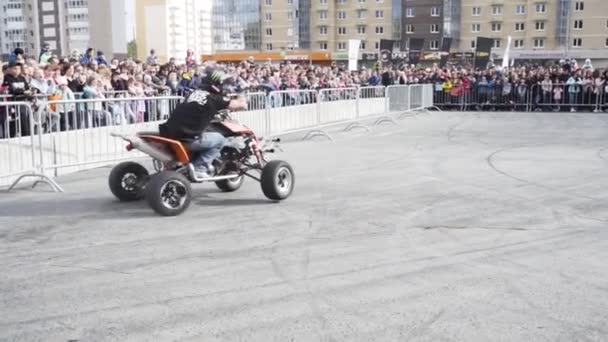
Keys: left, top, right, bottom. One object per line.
{"left": 1, "top": 111, "right": 607, "bottom": 342}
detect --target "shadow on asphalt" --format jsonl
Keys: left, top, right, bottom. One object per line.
{"left": 0, "top": 191, "right": 278, "bottom": 219}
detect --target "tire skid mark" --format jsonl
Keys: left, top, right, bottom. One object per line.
{"left": 2, "top": 228, "right": 593, "bottom": 329}
{"left": 486, "top": 146, "right": 601, "bottom": 201}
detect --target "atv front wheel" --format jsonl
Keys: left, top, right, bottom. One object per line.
{"left": 108, "top": 162, "right": 149, "bottom": 201}
{"left": 146, "top": 171, "right": 192, "bottom": 216}
{"left": 260, "top": 160, "right": 294, "bottom": 201}
{"left": 216, "top": 175, "right": 244, "bottom": 192}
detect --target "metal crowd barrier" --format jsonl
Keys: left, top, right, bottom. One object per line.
{"left": 0, "top": 102, "right": 62, "bottom": 191}
{"left": 358, "top": 86, "right": 387, "bottom": 117}
{"left": 528, "top": 83, "right": 604, "bottom": 112}
{"left": 431, "top": 81, "right": 607, "bottom": 113}
{"left": 1, "top": 86, "right": 434, "bottom": 191}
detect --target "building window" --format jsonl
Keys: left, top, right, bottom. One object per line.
{"left": 406, "top": 24, "right": 414, "bottom": 34}
{"left": 573, "top": 38, "right": 582, "bottom": 47}
{"left": 472, "top": 7, "right": 481, "bottom": 16}
{"left": 265, "top": 13, "right": 271, "bottom": 21}
{"left": 516, "top": 5, "right": 526, "bottom": 14}
{"left": 337, "top": 0, "right": 346, "bottom": 4}
{"left": 514, "top": 39, "right": 524, "bottom": 48}
{"left": 319, "top": 11, "right": 328, "bottom": 20}
{"left": 357, "top": 10, "right": 366, "bottom": 19}
{"left": 338, "top": 27, "right": 346, "bottom": 35}
{"left": 430, "top": 24, "right": 439, "bottom": 33}
{"left": 337, "top": 42, "right": 346, "bottom": 50}
{"left": 320, "top": 42, "right": 327, "bottom": 50}
{"left": 493, "top": 39, "right": 501, "bottom": 48}
{"left": 287, "top": 11, "right": 293, "bottom": 20}
{"left": 338, "top": 11, "right": 346, "bottom": 19}
{"left": 361, "top": 41, "right": 366, "bottom": 49}
{"left": 431, "top": 7, "right": 440, "bottom": 16}
{"left": 406, "top": 8, "right": 415, "bottom": 17}
{"left": 515, "top": 23, "right": 525, "bottom": 31}
{"left": 492, "top": 5, "right": 502, "bottom": 15}
{"left": 536, "top": 3, "right": 547, "bottom": 13}
{"left": 491, "top": 23, "right": 502, "bottom": 32}
{"left": 535, "top": 21, "right": 545, "bottom": 31}
{"left": 264, "top": 0, "right": 271, "bottom": 5}
{"left": 375, "top": 42, "right": 379, "bottom": 49}
{"left": 375, "top": 26, "right": 384, "bottom": 34}
{"left": 574, "top": 20, "right": 583, "bottom": 30}
{"left": 471, "top": 40, "right": 476, "bottom": 49}
{"left": 471, "top": 23, "right": 480, "bottom": 32}
{"left": 266, "top": 28, "right": 272, "bottom": 36}
{"left": 534, "top": 38, "right": 545, "bottom": 48}
{"left": 430, "top": 40, "right": 439, "bottom": 50}
{"left": 357, "top": 25, "right": 366, "bottom": 34}
{"left": 266, "top": 43, "right": 273, "bottom": 50}
{"left": 605, "top": 38, "right": 608, "bottom": 47}
{"left": 375, "top": 10, "right": 384, "bottom": 18}
{"left": 320, "top": 26, "right": 327, "bottom": 35}
{"left": 319, "top": 0, "right": 327, "bottom": 4}
{"left": 575, "top": 1, "right": 584, "bottom": 11}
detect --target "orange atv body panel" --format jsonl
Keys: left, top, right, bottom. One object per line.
{"left": 139, "top": 135, "right": 191, "bottom": 164}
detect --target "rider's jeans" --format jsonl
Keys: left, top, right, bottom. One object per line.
{"left": 190, "top": 132, "right": 225, "bottom": 170}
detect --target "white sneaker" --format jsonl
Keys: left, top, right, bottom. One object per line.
{"left": 194, "top": 167, "right": 211, "bottom": 180}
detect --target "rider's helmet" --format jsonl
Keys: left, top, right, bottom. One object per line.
{"left": 200, "top": 66, "right": 234, "bottom": 95}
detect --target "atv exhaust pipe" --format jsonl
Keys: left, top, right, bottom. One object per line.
{"left": 112, "top": 133, "right": 174, "bottom": 163}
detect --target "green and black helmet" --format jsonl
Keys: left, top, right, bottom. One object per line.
{"left": 201, "top": 66, "right": 234, "bottom": 94}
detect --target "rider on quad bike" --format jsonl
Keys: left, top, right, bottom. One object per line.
{"left": 159, "top": 66, "right": 247, "bottom": 179}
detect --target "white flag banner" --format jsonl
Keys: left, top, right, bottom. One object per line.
{"left": 348, "top": 39, "right": 361, "bottom": 71}
{"left": 502, "top": 36, "right": 512, "bottom": 69}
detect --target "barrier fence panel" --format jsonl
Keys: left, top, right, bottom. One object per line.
{"left": 422, "top": 84, "right": 434, "bottom": 109}
{"left": 386, "top": 85, "right": 411, "bottom": 113}
{"left": 230, "top": 92, "right": 269, "bottom": 137}
{"left": 318, "top": 87, "right": 358, "bottom": 124}
{"left": 358, "top": 86, "right": 386, "bottom": 117}
{"left": 409, "top": 84, "right": 425, "bottom": 110}
{"left": 37, "top": 96, "right": 183, "bottom": 178}
{"left": 432, "top": 82, "right": 531, "bottom": 112}
{"left": 266, "top": 90, "right": 319, "bottom": 135}
{"left": 0, "top": 102, "right": 37, "bottom": 188}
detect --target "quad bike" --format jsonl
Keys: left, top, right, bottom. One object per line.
{"left": 108, "top": 110, "right": 294, "bottom": 216}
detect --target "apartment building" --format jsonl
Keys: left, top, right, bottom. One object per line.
{"left": 212, "top": 0, "right": 397, "bottom": 58}
{"left": 310, "top": 0, "right": 394, "bottom": 53}
{"left": 136, "top": 0, "right": 212, "bottom": 64}
{"left": 401, "top": 0, "right": 445, "bottom": 51}
{"left": 0, "top": 0, "right": 29, "bottom": 55}
{"left": 460, "top": 0, "right": 561, "bottom": 53}
{"left": 88, "top": 0, "right": 129, "bottom": 58}
{"left": 0, "top": 0, "right": 89, "bottom": 58}
{"left": 458, "top": 0, "right": 608, "bottom": 63}
{"left": 567, "top": 0, "right": 608, "bottom": 57}
{"left": 63, "top": 0, "right": 89, "bottom": 55}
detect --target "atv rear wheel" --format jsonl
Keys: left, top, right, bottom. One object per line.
{"left": 216, "top": 175, "right": 244, "bottom": 192}
{"left": 261, "top": 160, "right": 294, "bottom": 201}
{"left": 146, "top": 171, "right": 192, "bottom": 216}
{"left": 108, "top": 162, "right": 149, "bottom": 201}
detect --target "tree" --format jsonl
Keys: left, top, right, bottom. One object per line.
{"left": 127, "top": 40, "right": 137, "bottom": 59}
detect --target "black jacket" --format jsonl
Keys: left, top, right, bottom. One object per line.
{"left": 2, "top": 74, "right": 30, "bottom": 100}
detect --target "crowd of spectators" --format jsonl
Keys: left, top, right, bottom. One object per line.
{"left": 2, "top": 46, "right": 608, "bottom": 138}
